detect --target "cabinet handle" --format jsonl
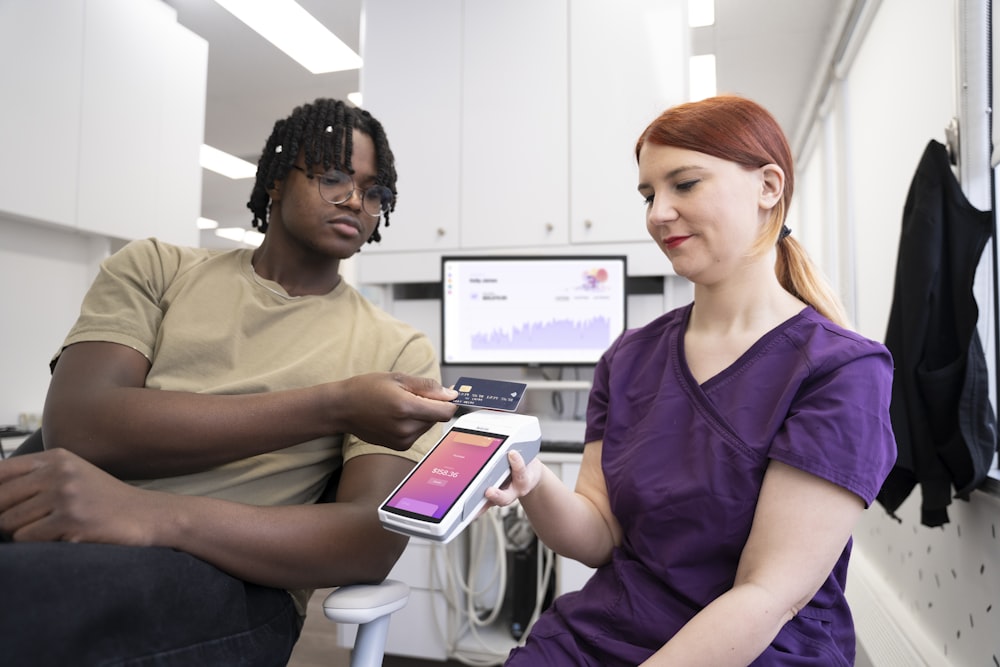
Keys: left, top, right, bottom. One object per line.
{"left": 545, "top": 223, "right": 554, "bottom": 233}
{"left": 584, "top": 219, "right": 594, "bottom": 229}
{"left": 436, "top": 227, "right": 447, "bottom": 236}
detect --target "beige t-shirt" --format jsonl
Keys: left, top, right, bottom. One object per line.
{"left": 53, "top": 238, "right": 443, "bottom": 612}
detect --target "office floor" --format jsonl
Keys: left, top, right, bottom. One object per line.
{"left": 287, "top": 588, "right": 469, "bottom": 667}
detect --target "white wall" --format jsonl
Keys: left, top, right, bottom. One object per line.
{"left": 796, "top": 1, "right": 1000, "bottom": 664}
{"left": 0, "top": 218, "right": 109, "bottom": 426}
{"left": 0, "top": 0, "right": 205, "bottom": 430}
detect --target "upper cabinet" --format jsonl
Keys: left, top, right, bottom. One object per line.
{"left": 0, "top": 0, "right": 206, "bottom": 246}
{"left": 0, "top": 0, "right": 85, "bottom": 228}
{"left": 360, "top": 0, "right": 688, "bottom": 256}
{"left": 569, "top": 0, "right": 688, "bottom": 244}
{"left": 361, "top": 0, "right": 463, "bottom": 252}
{"left": 459, "top": 0, "right": 570, "bottom": 249}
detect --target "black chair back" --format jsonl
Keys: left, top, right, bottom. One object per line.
{"left": 11, "top": 429, "right": 44, "bottom": 456}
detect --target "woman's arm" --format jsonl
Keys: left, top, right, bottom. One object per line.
{"left": 43, "top": 341, "right": 457, "bottom": 479}
{"left": 487, "top": 440, "right": 622, "bottom": 568}
{"left": 640, "top": 460, "right": 865, "bottom": 666}
{"left": 0, "top": 449, "right": 414, "bottom": 589}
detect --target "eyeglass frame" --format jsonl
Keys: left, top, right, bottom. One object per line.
{"left": 289, "top": 164, "right": 394, "bottom": 218}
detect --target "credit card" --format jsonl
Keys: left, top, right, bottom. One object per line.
{"left": 451, "top": 377, "right": 527, "bottom": 412}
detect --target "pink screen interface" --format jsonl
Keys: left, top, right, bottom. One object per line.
{"left": 385, "top": 428, "right": 506, "bottom": 521}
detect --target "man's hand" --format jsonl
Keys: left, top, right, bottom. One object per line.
{"left": 0, "top": 449, "right": 162, "bottom": 545}
{"left": 335, "top": 372, "right": 458, "bottom": 450}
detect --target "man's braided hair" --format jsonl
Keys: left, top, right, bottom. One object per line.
{"left": 247, "top": 98, "right": 397, "bottom": 243}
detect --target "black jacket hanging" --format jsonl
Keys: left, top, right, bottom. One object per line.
{"left": 876, "top": 139, "right": 998, "bottom": 527}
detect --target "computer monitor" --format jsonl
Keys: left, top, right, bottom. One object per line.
{"left": 441, "top": 255, "right": 627, "bottom": 366}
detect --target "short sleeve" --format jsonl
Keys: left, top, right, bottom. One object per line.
{"left": 585, "top": 340, "right": 615, "bottom": 444}
{"left": 769, "top": 345, "right": 897, "bottom": 506}
{"left": 51, "top": 238, "right": 186, "bottom": 370}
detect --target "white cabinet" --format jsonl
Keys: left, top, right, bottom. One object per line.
{"left": 360, "top": 0, "right": 462, "bottom": 253}
{"left": 569, "top": 0, "right": 688, "bottom": 244}
{"left": 358, "top": 0, "right": 690, "bottom": 278}
{"left": 362, "top": 0, "right": 568, "bottom": 252}
{"left": 77, "top": 0, "right": 206, "bottom": 245}
{"left": 0, "top": 0, "right": 205, "bottom": 246}
{"left": 0, "top": 0, "right": 85, "bottom": 228}
{"left": 459, "top": 0, "right": 569, "bottom": 249}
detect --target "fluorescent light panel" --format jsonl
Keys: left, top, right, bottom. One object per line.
{"left": 689, "top": 54, "right": 717, "bottom": 101}
{"left": 215, "top": 228, "right": 264, "bottom": 247}
{"left": 688, "top": 0, "right": 715, "bottom": 27}
{"left": 213, "top": 0, "right": 362, "bottom": 74}
{"left": 200, "top": 144, "right": 257, "bottom": 180}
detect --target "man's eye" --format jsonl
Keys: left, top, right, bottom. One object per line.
{"left": 320, "top": 173, "right": 351, "bottom": 187}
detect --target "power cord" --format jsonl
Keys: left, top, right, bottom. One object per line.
{"left": 429, "top": 504, "right": 556, "bottom": 666}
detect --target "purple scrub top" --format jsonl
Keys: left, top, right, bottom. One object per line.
{"left": 506, "top": 304, "right": 896, "bottom": 666}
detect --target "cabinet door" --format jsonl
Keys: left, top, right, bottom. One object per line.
{"left": 460, "top": 0, "right": 569, "bottom": 249}
{"left": 151, "top": 23, "right": 206, "bottom": 247}
{"left": 0, "top": 0, "right": 84, "bottom": 227}
{"left": 361, "top": 0, "right": 462, "bottom": 253}
{"left": 77, "top": 0, "right": 204, "bottom": 244}
{"left": 569, "top": 0, "right": 688, "bottom": 244}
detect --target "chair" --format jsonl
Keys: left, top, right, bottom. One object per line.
{"left": 323, "top": 579, "right": 410, "bottom": 667}
{"left": 9, "top": 430, "right": 411, "bottom": 667}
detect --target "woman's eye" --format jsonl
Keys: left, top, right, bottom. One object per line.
{"left": 676, "top": 180, "right": 698, "bottom": 192}
{"left": 641, "top": 194, "right": 654, "bottom": 207}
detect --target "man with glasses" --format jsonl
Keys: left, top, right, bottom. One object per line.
{"left": 0, "top": 98, "right": 458, "bottom": 665}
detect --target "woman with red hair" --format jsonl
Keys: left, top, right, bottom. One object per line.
{"left": 488, "top": 96, "right": 896, "bottom": 666}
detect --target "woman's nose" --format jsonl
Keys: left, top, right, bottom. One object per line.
{"left": 647, "top": 195, "right": 678, "bottom": 225}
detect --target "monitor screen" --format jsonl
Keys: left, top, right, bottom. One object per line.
{"left": 441, "top": 255, "right": 628, "bottom": 366}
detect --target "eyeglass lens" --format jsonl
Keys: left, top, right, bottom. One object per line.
{"left": 317, "top": 170, "right": 392, "bottom": 217}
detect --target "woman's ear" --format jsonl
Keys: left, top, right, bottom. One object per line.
{"left": 759, "top": 164, "right": 785, "bottom": 209}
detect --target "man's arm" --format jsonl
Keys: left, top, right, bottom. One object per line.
{"left": 0, "top": 449, "right": 414, "bottom": 589}
{"left": 43, "top": 341, "right": 456, "bottom": 479}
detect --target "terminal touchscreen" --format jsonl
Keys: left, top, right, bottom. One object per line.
{"left": 379, "top": 411, "right": 541, "bottom": 543}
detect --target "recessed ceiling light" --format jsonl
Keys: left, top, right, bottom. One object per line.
{"left": 200, "top": 144, "right": 257, "bottom": 180}
{"left": 212, "top": 0, "right": 362, "bottom": 74}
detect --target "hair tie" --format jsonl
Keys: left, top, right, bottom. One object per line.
{"left": 779, "top": 225, "right": 792, "bottom": 241}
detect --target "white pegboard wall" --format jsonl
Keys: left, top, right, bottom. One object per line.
{"left": 852, "top": 490, "right": 1000, "bottom": 667}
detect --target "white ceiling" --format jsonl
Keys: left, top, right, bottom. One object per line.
{"left": 160, "top": 0, "right": 851, "bottom": 243}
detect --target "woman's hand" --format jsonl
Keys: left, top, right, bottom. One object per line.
{"left": 484, "top": 449, "right": 544, "bottom": 507}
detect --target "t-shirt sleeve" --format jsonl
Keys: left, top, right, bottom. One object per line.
{"left": 51, "top": 238, "right": 183, "bottom": 370}
{"left": 769, "top": 343, "right": 897, "bottom": 506}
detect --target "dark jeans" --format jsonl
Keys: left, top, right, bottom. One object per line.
{"left": 0, "top": 542, "right": 303, "bottom": 666}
